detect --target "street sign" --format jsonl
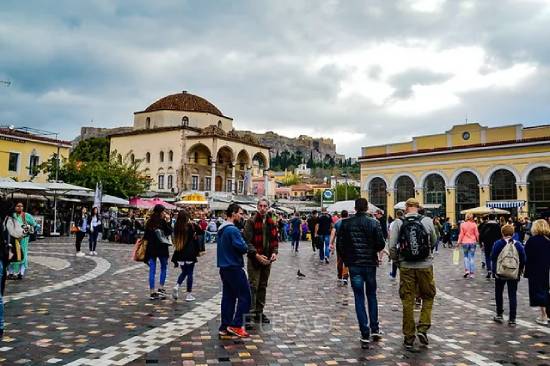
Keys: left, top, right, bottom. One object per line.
{"left": 322, "top": 189, "right": 335, "bottom": 204}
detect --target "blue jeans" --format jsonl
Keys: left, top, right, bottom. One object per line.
{"left": 291, "top": 232, "right": 300, "bottom": 251}
{"left": 318, "top": 235, "right": 331, "bottom": 260}
{"left": 88, "top": 229, "right": 100, "bottom": 252}
{"left": 0, "top": 262, "right": 4, "bottom": 330}
{"left": 349, "top": 266, "right": 379, "bottom": 337}
{"left": 177, "top": 262, "right": 195, "bottom": 292}
{"left": 219, "top": 267, "right": 251, "bottom": 330}
{"left": 462, "top": 244, "right": 476, "bottom": 274}
{"left": 148, "top": 257, "right": 168, "bottom": 290}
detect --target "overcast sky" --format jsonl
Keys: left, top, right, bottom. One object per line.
{"left": 1, "top": 0, "right": 550, "bottom": 157}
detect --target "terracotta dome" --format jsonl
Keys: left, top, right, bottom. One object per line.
{"left": 144, "top": 91, "right": 223, "bottom": 116}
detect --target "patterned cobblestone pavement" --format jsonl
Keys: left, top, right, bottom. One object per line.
{"left": 1, "top": 238, "right": 549, "bottom": 365}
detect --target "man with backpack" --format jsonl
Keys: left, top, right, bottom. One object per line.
{"left": 479, "top": 214, "right": 501, "bottom": 279}
{"left": 490, "top": 224, "right": 526, "bottom": 327}
{"left": 389, "top": 198, "right": 437, "bottom": 350}
{"left": 336, "top": 199, "right": 386, "bottom": 348}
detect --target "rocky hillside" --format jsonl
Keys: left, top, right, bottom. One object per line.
{"left": 235, "top": 130, "right": 344, "bottom": 163}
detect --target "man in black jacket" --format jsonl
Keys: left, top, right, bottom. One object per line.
{"left": 479, "top": 214, "right": 501, "bottom": 279}
{"left": 336, "top": 198, "right": 386, "bottom": 348}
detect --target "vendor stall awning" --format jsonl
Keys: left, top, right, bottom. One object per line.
{"left": 486, "top": 200, "right": 526, "bottom": 209}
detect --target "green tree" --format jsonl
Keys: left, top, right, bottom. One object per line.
{"left": 335, "top": 183, "right": 360, "bottom": 202}
{"left": 71, "top": 137, "right": 110, "bottom": 162}
{"left": 37, "top": 144, "right": 150, "bottom": 199}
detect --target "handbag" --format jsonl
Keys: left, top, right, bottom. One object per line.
{"left": 5, "top": 217, "right": 24, "bottom": 239}
{"left": 132, "top": 238, "right": 148, "bottom": 262}
{"left": 155, "top": 228, "right": 172, "bottom": 246}
{"left": 452, "top": 248, "right": 460, "bottom": 265}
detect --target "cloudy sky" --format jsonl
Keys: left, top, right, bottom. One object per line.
{"left": 1, "top": 0, "right": 550, "bottom": 157}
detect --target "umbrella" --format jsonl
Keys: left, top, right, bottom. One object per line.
{"left": 129, "top": 197, "right": 156, "bottom": 209}
{"left": 326, "top": 200, "right": 381, "bottom": 214}
{"left": 460, "top": 206, "right": 510, "bottom": 215}
{"left": 0, "top": 178, "right": 47, "bottom": 192}
{"left": 148, "top": 198, "right": 177, "bottom": 210}
{"left": 102, "top": 194, "right": 129, "bottom": 206}
{"left": 38, "top": 181, "right": 92, "bottom": 236}
{"left": 394, "top": 201, "right": 406, "bottom": 210}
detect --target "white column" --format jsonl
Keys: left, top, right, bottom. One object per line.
{"left": 231, "top": 161, "right": 236, "bottom": 194}
{"left": 210, "top": 160, "right": 216, "bottom": 192}
{"left": 263, "top": 169, "right": 269, "bottom": 198}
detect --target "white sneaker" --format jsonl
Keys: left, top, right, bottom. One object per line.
{"left": 76, "top": 251, "right": 85, "bottom": 257}
{"left": 536, "top": 317, "right": 549, "bottom": 326}
{"left": 93, "top": 251, "right": 98, "bottom": 256}
{"left": 89, "top": 251, "right": 94, "bottom": 256}
{"left": 185, "top": 293, "right": 196, "bottom": 302}
{"left": 172, "top": 286, "right": 179, "bottom": 300}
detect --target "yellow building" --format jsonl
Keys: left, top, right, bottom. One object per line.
{"left": 0, "top": 127, "right": 71, "bottom": 183}
{"left": 109, "top": 91, "right": 271, "bottom": 197}
{"left": 360, "top": 123, "right": 550, "bottom": 222}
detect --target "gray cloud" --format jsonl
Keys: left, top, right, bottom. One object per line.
{"left": 1, "top": 0, "right": 550, "bottom": 157}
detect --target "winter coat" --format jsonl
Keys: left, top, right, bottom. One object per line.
{"left": 336, "top": 212, "right": 386, "bottom": 267}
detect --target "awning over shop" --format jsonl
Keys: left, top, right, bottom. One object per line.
{"left": 210, "top": 201, "right": 229, "bottom": 211}
{"left": 486, "top": 200, "right": 526, "bottom": 209}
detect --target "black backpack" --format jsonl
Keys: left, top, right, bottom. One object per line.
{"left": 398, "top": 215, "right": 430, "bottom": 261}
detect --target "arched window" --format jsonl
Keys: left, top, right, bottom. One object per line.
{"left": 394, "top": 176, "right": 415, "bottom": 204}
{"left": 182, "top": 116, "right": 189, "bottom": 127}
{"left": 160, "top": 151, "right": 164, "bottom": 163}
{"left": 424, "top": 174, "right": 446, "bottom": 216}
{"left": 368, "top": 178, "right": 387, "bottom": 214}
{"left": 528, "top": 167, "right": 550, "bottom": 218}
{"left": 217, "top": 120, "right": 223, "bottom": 129}
{"left": 158, "top": 175, "right": 165, "bottom": 190}
{"left": 145, "top": 117, "right": 151, "bottom": 129}
{"left": 145, "top": 152, "right": 151, "bottom": 163}
{"left": 168, "top": 150, "right": 173, "bottom": 162}
{"left": 167, "top": 175, "right": 173, "bottom": 189}
{"left": 490, "top": 169, "right": 517, "bottom": 200}
{"left": 456, "top": 171, "right": 480, "bottom": 221}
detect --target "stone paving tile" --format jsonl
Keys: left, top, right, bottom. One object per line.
{"left": 1, "top": 239, "right": 549, "bottom": 365}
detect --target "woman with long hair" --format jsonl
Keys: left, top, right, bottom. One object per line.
{"left": 524, "top": 219, "right": 550, "bottom": 325}
{"left": 171, "top": 210, "right": 200, "bottom": 301}
{"left": 144, "top": 204, "right": 172, "bottom": 300}
{"left": 7, "top": 202, "right": 37, "bottom": 279}
{"left": 87, "top": 206, "right": 101, "bottom": 256}
{"left": 75, "top": 207, "right": 88, "bottom": 257}
{"left": 458, "top": 213, "right": 480, "bottom": 278}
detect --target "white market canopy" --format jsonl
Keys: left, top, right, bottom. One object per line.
{"left": 39, "top": 182, "right": 92, "bottom": 192}
{"left": 0, "top": 178, "right": 47, "bottom": 192}
{"left": 460, "top": 206, "right": 510, "bottom": 215}
{"left": 326, "top": 200, "right": 381, "bottom": 214}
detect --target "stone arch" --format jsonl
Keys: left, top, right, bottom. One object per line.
{"left": 216, "top": 146, "right": 235, "bottom": 164}
{"left": 420, "top": 170, "right": 449, "bottom": 187}
{"left": 483, "top": 165, "right": 521, "bottom": 185}
{"left": 521, "top": 162, "right": 550, "bottom": 182}
{"left": 450, "top": 168, "right": 482, "bottom": 187}
{"left": 364, "top": 175, "right": 389, "bottom": 191}
{"left": 187, "top": 143, "right": 212, "bottom": 164}
{"left": 236, "top": 149, "right": 251, "bottom": 169}
{"left": 390, "top": 173, "right": 418, "bottom": 189}
{"left": 252, "top": 152, "right": 268, "bottom": 169}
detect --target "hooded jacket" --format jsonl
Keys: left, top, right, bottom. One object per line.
{"left": 217, "top": 221, "right": 248, "bottom": 268}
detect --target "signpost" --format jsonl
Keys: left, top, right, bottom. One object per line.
{"left": 321, "top": 189, "right": 334, "bottom": 208}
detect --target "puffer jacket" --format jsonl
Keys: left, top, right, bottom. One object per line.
{"left": 336, "top": 212, "right": 386, "bottom": 267}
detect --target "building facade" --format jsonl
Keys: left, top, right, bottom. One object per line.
{"left": 109, "top": 92, "right": 271, "bottom": 197}
{"left": 360, "top": 123, "right": 550, "bottom": 222}
{"left": 0, "top": 127, "right": 71, "bottom": 183}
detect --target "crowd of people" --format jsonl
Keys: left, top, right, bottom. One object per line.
{"left": 0, "top": 194, "right": 549, "bottom": 352}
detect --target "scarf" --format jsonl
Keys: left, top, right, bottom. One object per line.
{"left": 251, "top": 213, "right": 278, "bottom": 255}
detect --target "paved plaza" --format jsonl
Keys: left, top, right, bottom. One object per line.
{"left": 1, "top": 238, "right": 549, "bottom": 365}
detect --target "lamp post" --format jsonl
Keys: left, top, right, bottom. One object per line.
{"left": 341, "top": 173, "right": 349, "bottom": 201}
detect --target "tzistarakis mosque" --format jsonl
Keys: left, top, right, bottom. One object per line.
{"left": 360, "top": 123, "right": 550, "bottom": 223}
{"left": 109, "top": 92, "right": 270, "bottom": 197}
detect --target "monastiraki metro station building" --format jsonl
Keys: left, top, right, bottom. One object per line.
{"left": 109, "top": 91, "right": 271, "bottom": 199}
{"left": 359, "top": 123, "right": 550, "bottom": 223}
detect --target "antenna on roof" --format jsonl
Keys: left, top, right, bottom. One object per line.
{"left": 465, "top": 113, "right": 468, "bottom": 124}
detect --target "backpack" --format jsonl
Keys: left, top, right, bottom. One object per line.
{"left": 496, "top": 239, "right": 520, "bottom": 279}
{"left": 398, "top": 215, "right": 431, "bottom": 261}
